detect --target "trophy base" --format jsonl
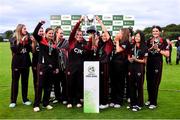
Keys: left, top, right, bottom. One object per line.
{"left": 87, "top": 26, "right": 96, "bottom": 34}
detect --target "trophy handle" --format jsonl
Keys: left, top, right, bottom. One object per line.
{"left": 84, "top": 15, "right": 88, "bottom": 35}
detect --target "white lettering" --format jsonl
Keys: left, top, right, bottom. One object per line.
{"left": 74, "top": 48, "right": 83, "bottom": 54}
{"left": 20, "top": 48, "right": 27, "bottom": 54}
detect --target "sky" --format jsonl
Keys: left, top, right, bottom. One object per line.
{"left": 0, "top": 0, "right": 180, "bottom": 33}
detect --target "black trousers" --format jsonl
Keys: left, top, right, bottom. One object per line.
{"left": 176, "top": 50, "right": 180, "bottom": 64}
{"left": 110, "top": 60, "right": 126, "bottom": 105}
{"left": 100, "top": 63, "right": 110, "bottom": 105}
{"left": 11, "top": 67, "right": 30, "bottom": 103}
{"left": 52, "top": 70, "right": 67, "bottom": 101}
{"left": 33, "top": 64, "right": 53, "bottom": 107}
{"left": 32, "top": 64, "right": 38, "bottom": 93}
{"left": 128, "top": 63, "right": 145, "bottom": 107}
{"left": 66, "top": 67, "right": 83, "bottom": 104}
{"left": 125, "top": 62, "right": 130, "bottom": 99}
{"left": 146, "top": 57, "right": 162, "bottom": 106}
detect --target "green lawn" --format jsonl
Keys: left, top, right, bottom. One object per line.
{"left": 0, "top": 42, "right": 180, "bottom": 119}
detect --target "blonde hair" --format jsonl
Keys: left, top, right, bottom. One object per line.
{"left": 54, "top": 26, "right": 61, "bottom": 41}
{"left": 13, "top": 24, "right": 25, "bottom": 44}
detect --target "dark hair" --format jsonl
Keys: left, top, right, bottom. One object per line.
{"left": 96, "top": 31, "right": 100, "bottom": 36}
{"left": 134, "top": 30, "right": 145, "bottom": 44}
{"left": 128, "top": 27, "right": 134, "bottom": 37}
{"left": 152, "top": 25, "right": 162, "bottom": 32}
{"left": 45, "top": 28, "right": 53, "bottom": 33}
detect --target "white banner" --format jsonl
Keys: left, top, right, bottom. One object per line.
{"left": 61, "top": 25, "right": 71, "bottom": 31}
{"left": 123, "top": 15, "right": 134, "bottom": 20}
{"left": 113, "top": 20, "right": 123, "bottom": 26}
{"left": 84, "top": 61, "right": 99, "bottom": 113}
{"left": 61, "top": 15, "right": 71, "bottom": 20}
{"left": 50, "top": 20, "right": 61, "bottom": 25}
{"left": 102, "top": 15, "right": 113, "bottom": 20}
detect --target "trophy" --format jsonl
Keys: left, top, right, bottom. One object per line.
{"left": 84, "top": 15, "right": 98, "bottom": 56}
{"left": 84, "top": 15, "right": 97, "bottom": 35}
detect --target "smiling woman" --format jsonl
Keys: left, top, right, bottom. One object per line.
{"left": 9, "top": 24, "right": 32, "bottom": 108}
{"left": 146, "top": 25, "right": 169, "bottom": 109}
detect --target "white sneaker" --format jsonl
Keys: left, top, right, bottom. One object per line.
{"left": 52, "top": 99, "right": 58, "bottom": 104}
{"left": 23, "top": 101, "right": 32, "bottom": 106}
{"left": 126, "top": 106, "right": 130, "bottom": 109}
{"left": 46, "top": 105, "right": 53, "bottom": 110}
{"left": 149, "top": 105, "right": 157, "bottom": 109}
{"left": 9, "top": 103, "right": 16, "bottom": 108}
{"left": 145, "top": 101, "right": 150, "bottom": 106}
{"left": 132, "top": 107, "right": 138, "bottom": 111}
{"left": 114, "top": 104, "right": 121, "bottom": 108}
{"left": 127, "top": 98, "right": 131, "bottom": 103}
{"left": 33, "top": 107, "right": 40, "bottom": 112}
{"left": 67, "top": 104, "right": 72, "bottom": 108}
{"left": 132, "top": 105, "right": 141, "bottom": 112}
{"left": 76, "top": 103, "right": 82, "bottom": 108}
{"left": 99, "top": 104, "right": 109, "bottom": 109}
{"left": 109, "top": 103, "right": 115, "bottom": 107}
{"left": 62, "top": 101, "right": 67, "bottom": 105}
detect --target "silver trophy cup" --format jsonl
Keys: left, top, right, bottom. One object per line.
{"left": 85, "top": 15, "right": 97, "bottom": 34}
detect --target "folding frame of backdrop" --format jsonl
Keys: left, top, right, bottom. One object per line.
{"left": 50, "top": 15, "right": 134, "bottom": 40}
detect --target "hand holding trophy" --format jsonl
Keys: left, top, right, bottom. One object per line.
{"left": 84, "top": 15, "right": 98, "bottom": 56}
{"left": 85, "top": 15, "right": 97, "bottom": 35}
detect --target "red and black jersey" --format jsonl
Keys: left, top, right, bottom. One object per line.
{"left": 146, "top": 37, "right": 168, "bottom": 59}
{"left": 67, "top": 39, "right": 90, "bottom": 71}
{"left": 10, "top": 37, "right": 32, "bottom": 68}
{"left": 129, "top": 44, "right": 148, "bottom": 61}
{"left": 33, "top": 23, "right": 58, "bottom": 68}
{"left": 67, "top": 21, "right": 91, "bottom": 70}
{"left": 111, "top": 40, "right": 130, "bottom": 62}
{"left": 96, "top": 38, "right": 113, "bottom": 63}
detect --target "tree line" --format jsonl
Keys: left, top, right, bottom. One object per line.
{"left": 1, "top": 23, "right": 180, "bottom": 42}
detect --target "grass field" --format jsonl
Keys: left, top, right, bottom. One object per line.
{"left": 0, "top": 42, "right": 180, "bottom": 119}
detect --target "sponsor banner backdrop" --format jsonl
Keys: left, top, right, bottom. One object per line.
{"left": 50, "top": 15, "right": 134, "bottom": 39}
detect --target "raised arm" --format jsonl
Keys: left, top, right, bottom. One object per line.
{"left": 96, "top": 16, "right": 110, "bottom": 40}
{"left": 68, "top": 16, "right": 84, "bottom": 43}
{"left": 33, "top": 20, "right": 45, "bottom": 42}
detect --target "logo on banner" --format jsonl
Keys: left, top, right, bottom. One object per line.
{"left": 86, "top": 66, "right": 97, "bottom": 78}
